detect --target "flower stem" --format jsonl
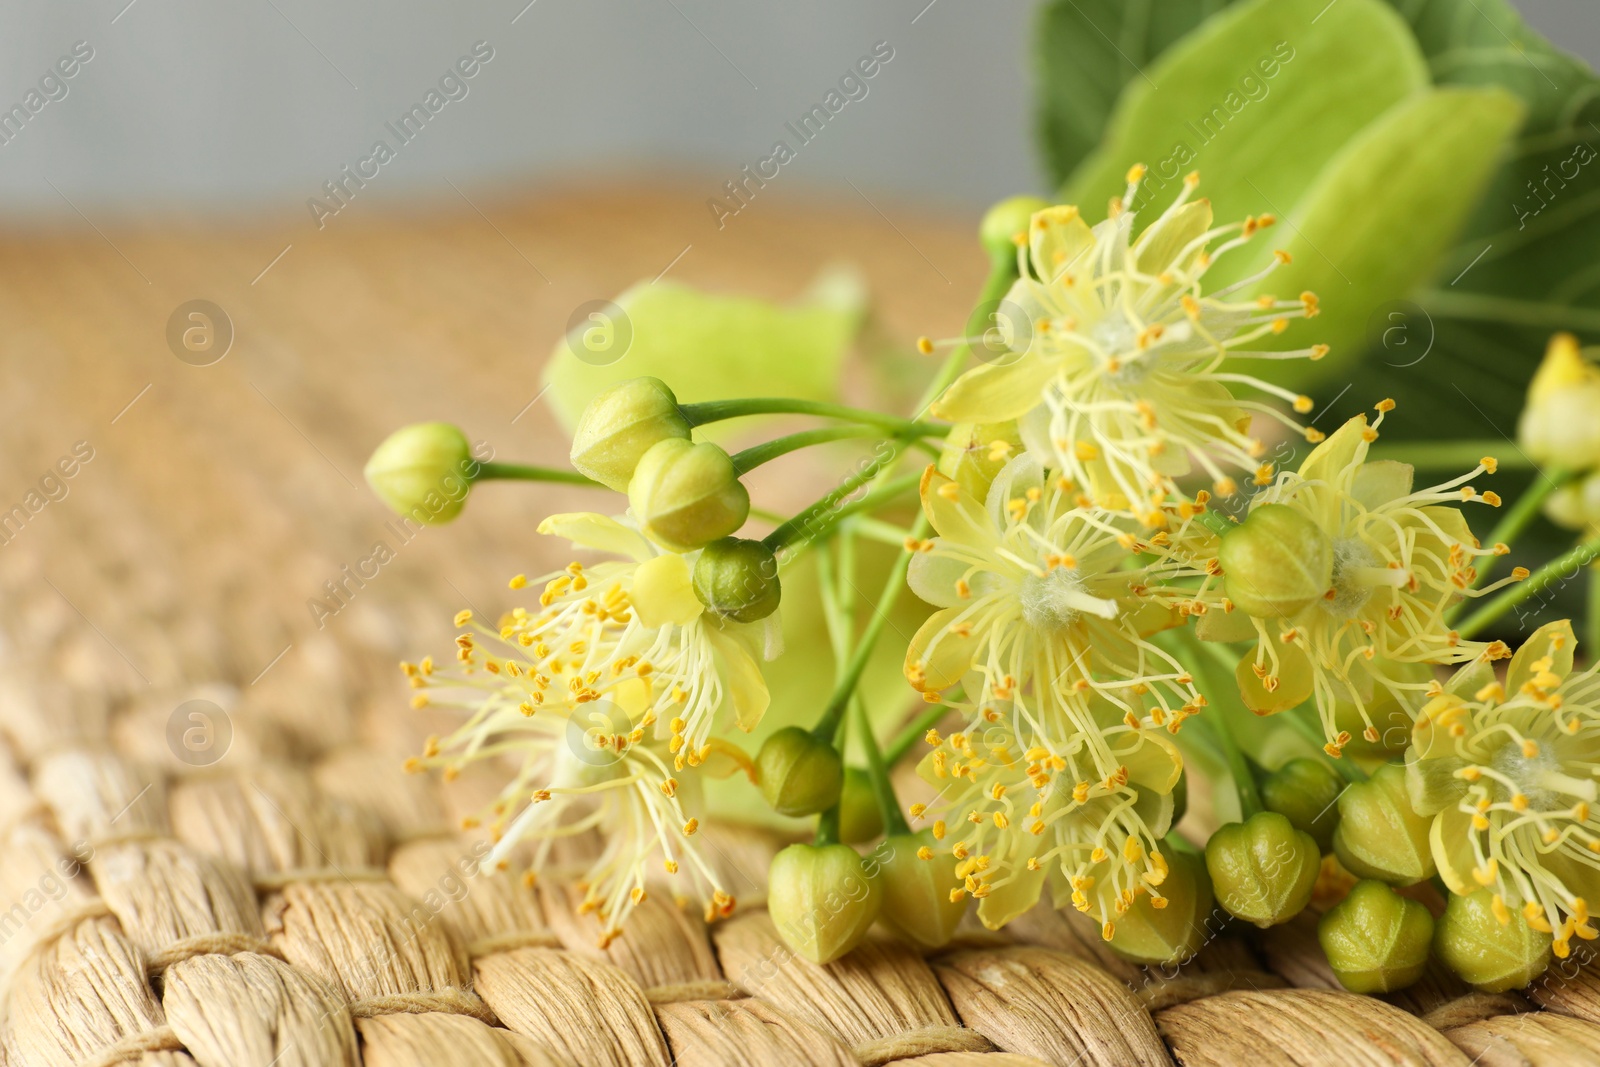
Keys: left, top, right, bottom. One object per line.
{"left": 763, "top": 464, "right": 922, "bottom": 556}
{"left": 679, "top": 397, "right": 945, "bottom": 438}
{"left": 810, "top": 518, "right": 927, "bottom": 743}
{"left": 856, "top": 695, "right": 912, "bottom": 837}
{"left": 1194, "top": 711, "right": 1261, "bottom": 819}
{"left": 474, "top": 462, "right": 597, "bottom": 486}
{"left": 1589, "top": 566, "right": 1600, "bottom": 662}
{"left": 885, "top": 702, "right": 950, "bottom": 766}
{"left": 1456, "top": 532, "right": 1600, "bottom": 639}
{"left": 1469, "top": 467, "right": 1577, "bottom": 591}
{"left": 729, "top": 426, "right": 882, "bottom": 476}
{"left": 1364, "top": 441, "right": 1538, "bottom": 471}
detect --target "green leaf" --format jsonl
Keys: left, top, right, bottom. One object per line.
{"left": 1034, "top": 0, "right": 1241, "bottom": 187}
{"left": 1365, "top": 0, "right": 1600, "bottom": 436}
{"left": 1066, "top": 0, "right": 1428, "bottom": 263}
{"left": 541, "top": 269, "right": 865, "bottom": 440}
{"left": 1261, "top": 86, "right": 1525, "bottom": 383}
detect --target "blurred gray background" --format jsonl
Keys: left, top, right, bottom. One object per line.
{"left": 0, "top": 0, "right": 1590, "bottom": 223}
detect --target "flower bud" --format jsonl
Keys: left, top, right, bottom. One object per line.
{"left": 1332, "top": 763, "right": 1435, "bottom": 886}
{"left": 364, "top": 422, "right": 477, "bottom": 525}
{"left": 1205, "top": 811, "right": 1320, "bottom": 928}
{"left": 1519, "top": 333, "right": 1600, "bottom": 470}
{"left": 1434, "top": 888, "right": 1553, "bottom": 992}
{"left": 768, "top": 842, "right": 883, "bottom": 964}
{"left": 980, "top": 196, "right": 1050, "bottom": 261}
{"left": 1317, "top": 880, "right": 1433, "bottom": 993}
{"left": 1107, "top": 848, "right": 1215, "bottom": 967}
{"left": 1261, "top": 758, "right": 1343, "bottom": 852}
{"left": 628, "top": 438, "right": 750, "bottom": 551}
{"left": 875, "top": 830, "right": 966, "bottom": 949}
{"left": 837, "top": 768, "right": 884, "bottom": 845}
{"left": 756, "top": 726, "right": 843, "bottom": 818}
{"left": 1543, "top": 469, "right": 1600, "bottom": 532}
{"left": 569, "top": 377, "right": 692, "bottom": 491}
{"left": 1219, "top": 504, "right": 1333, "bottom": 619}
{"left": 692, "top": 537, "right": 781, "bottom": 623}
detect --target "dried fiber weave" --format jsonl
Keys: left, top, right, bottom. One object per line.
{"left": 1, "top": 188, "right": 1599, "bottom": 1067}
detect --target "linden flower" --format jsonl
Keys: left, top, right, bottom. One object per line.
{"left": 912, "top": 707, "right": 1183, "bottom": 940}
{"left": 1408, "top": 620, "right": 1600, "bottom": 958}
{"left": 931, "top": 164, "right": 1326, "bottom": 519}
{"left": 901, "top": 453, "right": 1199, "bottom": 936}
{"left": 1205, "top": 403, "right": 1523, "bottom": 755}
{"left": 402, "top": 511, "right": 769, "bottom": 938}
{"left": 903, "top": 453, "right": 1210, "bottom": 734}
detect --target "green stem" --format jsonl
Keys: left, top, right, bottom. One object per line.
{"left": 856, "top": 696, "right": 911, "bottom": 836}
{"left": 885, "top": 701, "right": 951, "bottom": 766}
{"left": 729, "top": 426, "right": 882, "bottom": 476}
{"left": 814, "top": 804, "right": 842, "bottom": 847}
{"left": 1456, "top": 532, "right": 1600, "bottom": 639}
{"left": 810, "top": 518, "right": 926, "bottom": 742}
{"left": 474, "top": 462, "right": 597, "bottom": 486}
{"left": 914, "top": 250, "right": 1019, "bottom": 413}
{"left": 679, "top": 397, "right": 946, "bottom": 438}
{"left": 1589, "top": 566, "right": 1600, "bottom": 663}
{"left": 1198, "top": 710, "right": 1261, "bottom": 819}
{"left": 764, "top": 466, "right": 921, "bottom": 556}
{"left": 1465, "top": 467, "right": 1576, "bottom": 593}
{"left": 1363, "top": 442, "right": 1538, "bottom": 471}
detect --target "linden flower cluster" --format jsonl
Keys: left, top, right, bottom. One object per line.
{"left": 1205, "top": 403, "right": 1526, "bottom": 754}
{"left": 903, "top": 451, "right": 1206, "bottom": 938}
{"left": 1409, "top": 620, "right": 1600, "bottom": 958}
{"left": 404, "top": 512, "right": 768, "bottom": 940}
{"left": 934, "top": 166, "right": 1327, "bottom": 521}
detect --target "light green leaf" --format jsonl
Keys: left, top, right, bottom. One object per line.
{"left": 1034, "top": 0, "right": 1240, "bottom": 187}
{"left": 1365, "top": 0, "right": 1600, "bottom": 436}
{"left": 1067, "top": 0, "right": 1428, "bottom": 263}
{"left": 542, "top": 269, "right": 865, "bottom": 439}
{"left": 1260, "top": 86, "right": 1525, "bottom": 381}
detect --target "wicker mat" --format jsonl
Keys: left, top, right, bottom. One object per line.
{"left": 2, "top": 184, "right": 1599, "bottom": 1066}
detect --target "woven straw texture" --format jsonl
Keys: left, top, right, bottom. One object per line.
{"left": 3, "top": 185, "right": 1600, "bottom": 1066}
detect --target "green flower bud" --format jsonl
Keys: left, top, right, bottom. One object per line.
{"left": 756, "top": 726, "right": 843, "bottom": 818}
{"left": 837, "top": 768, "right": 884, "bottom": 845}
{"left": 1434, "top": 888, "right": 1553, "bottom": 992}
{"left": 1219, "top": 503, "right": 1333, "bottom": 619}
{"left": 1317, "top": 880, "right": 1433, "bottom": 993}
{"left": 1107, "top": 848, "right": 1215, "bottom": 967}
{"left": 876, "top": 830, "right": 966, "bottom": 949}
{"left": 364, "top": 422, "right": 477, "bottom": 525}
{"left": 1262, "top": 758, "right": 1344, "bottom": 852}
{"left": 692, "top": 537, "right": 781, "bottom": 623}
{"left": 1205, "top": 811, "right": 1320, "bottom": 928}
{"left": 569, "top": 377, "right": 692, "bottom": 491}
{"left": 768, "top": 842, "right": 883, "bottom": 964}
{"left": 1333, "top": 763, "right": 1435, "bottom": 886}
{"left": 980, "top": 195, "right": 1050, "bottom": 260}
{"left": 628, "top": 437, "right": 750, "bottom": 552}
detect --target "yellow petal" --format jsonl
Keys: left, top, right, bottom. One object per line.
{"left": 919, "top": 467, "right": 999, "bottom": 549}
{"left": 707, "top": 626, "right": 769, "bottom": 732}
{"left": 1528, "top": 332, "right": 1591, "bottom": 407}
{"left": 629, "top": 553, "right": 703, "bottom": 628}
{"left": 930, "top": 353, "right": 1056, "bottom": 424}
{"left": 1431, "top": 805, "right": 1479, "bottom": 898}
{"left": 1506, "top": 618, "right": 1576, "bottom": 696}
{"left": 1235, "top": 641, "right": 1314, "bottom": 715}
{"left": 1134, "top": 198, "right": 1212, "bottom": 276}
{"left": 537, "top": 512, "right": 654, "bottom": 562}
{"left": 1029, "top": 205, "right": 1097, "bottom": 284}
{"left": 906, "top": 606, "right": 981, "bottom": 694}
